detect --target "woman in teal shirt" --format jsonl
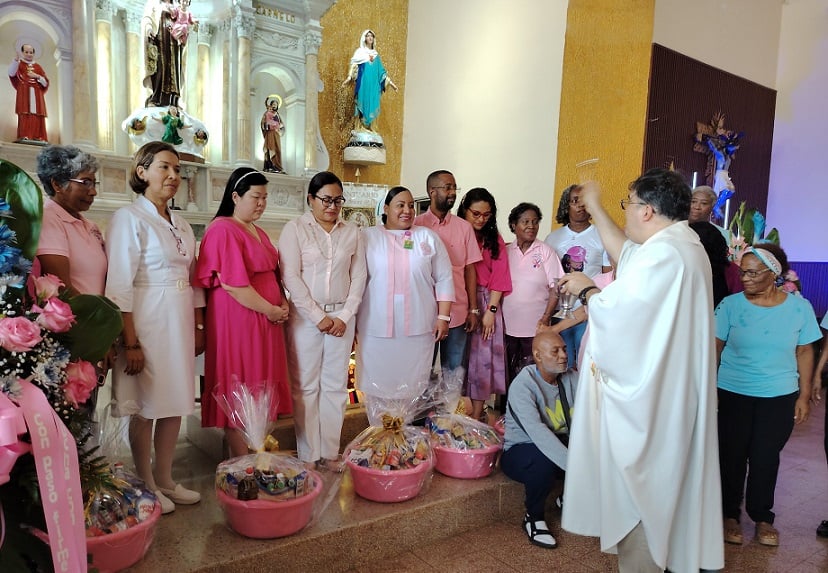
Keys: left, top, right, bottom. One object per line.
{"left": 715, "top": 244, "right": 822, "bottom": 548}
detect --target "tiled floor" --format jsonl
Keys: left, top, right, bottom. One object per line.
{"left": 351, "top": 399, "right": 828, "bottom": 573}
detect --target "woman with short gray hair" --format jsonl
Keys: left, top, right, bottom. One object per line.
{"left": 35, "top": 144, "right": 106, "bottom": 296}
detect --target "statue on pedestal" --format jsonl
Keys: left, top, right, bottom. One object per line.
{"left": 124, "top": 0, "right": 207, "bottom": 161}
{"left": 143, "top": 0, "right": 183, "bottom": 107}
{"left": 8, "top": 42, "right": 49, "bottom": 143}
{"left": 341, "top": 30, "right": 397, "bottom": 166}
{"left": 260, "top": 95, "right": 285, "bottom": 173}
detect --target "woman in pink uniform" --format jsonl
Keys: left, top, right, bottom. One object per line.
{"left": 195, "top": 167, "right": 291, "bottom": 457}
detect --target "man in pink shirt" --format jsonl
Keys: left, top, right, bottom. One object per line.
{"left": 414, "top": 170, "right": 482, "bottom": 372}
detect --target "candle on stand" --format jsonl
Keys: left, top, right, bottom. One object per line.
{"left": 692, "top": 171, "right": 697, "bottom": 189}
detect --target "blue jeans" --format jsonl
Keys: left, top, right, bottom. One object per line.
{"left": 560, "top": 321, "right": 587, "bottom": 369}
{"left": 439, "top": 325, "right": 469, "bottom": 372}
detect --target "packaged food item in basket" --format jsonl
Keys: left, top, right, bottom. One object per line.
{"left": 425, "top": 366, "right": 504, "bottom": 451}
{"left": 84, "top": 465, "right": 159, "bottom": 538}
{"left": 426, "top": 413, "right": 503, "bottom": 451}
{"left": 346, "top": 413, "right": 431, "bottom": 470}
{"left": 215, "top": 452, "right": 313, "bottom": 502}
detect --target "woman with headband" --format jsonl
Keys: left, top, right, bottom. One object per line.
{"left": 195, "top": 167, "right": 291, "bottom": 458}
{"left": 356, "top": 186, "right": 454, "bottom": 403}
{"left": 715, "top": 243, "right": 821, "bottom": 547}
{"left": 106, "top": 141, "right": 205, "bottom": 514}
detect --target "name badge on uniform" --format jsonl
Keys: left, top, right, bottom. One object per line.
{"left": 403, "top": 230, "right": 413, "bottom": 250}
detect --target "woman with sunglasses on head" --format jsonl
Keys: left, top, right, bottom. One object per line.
{"left": 715, "top": 243, "right": 821, "bottom": 547}
{"left": 356, "top": 186, "right": 454, "bottom": 403}
{"left": 105, "top": 141, "right": 205, "bottom": 514}
{"left": 457, "top": 188, "right": 511, "bottom": 421}
{"left": 195, "top": 167, "right": 291, "bottom": 459}
{"left": 279, "top": 171, "right": 366, "bottom": 470}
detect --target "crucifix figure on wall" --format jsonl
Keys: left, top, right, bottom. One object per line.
{"left": 693, "top": 112, "right": 744, "bottom": 221}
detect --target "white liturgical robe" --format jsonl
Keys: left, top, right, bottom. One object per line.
{"left": 562, "top": 221, "right": 724, "bottom": 572}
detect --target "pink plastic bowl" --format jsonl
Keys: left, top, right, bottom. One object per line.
{"left": 86, "top": 503, "right": 162, "bottom": 573}
{"left": 433, "top": 444, "right": 502, "bottom": 479}
{"left": 216, "top": 470, "right": 322, "bottom": 539}
{"left": 346, "top": 459, "right": 430, "bottom": 503}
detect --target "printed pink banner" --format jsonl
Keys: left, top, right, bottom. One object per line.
{"left": 18, "top": 379, "right": 87, "bottom": 572}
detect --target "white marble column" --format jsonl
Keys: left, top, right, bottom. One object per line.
{"left": 221, "top": 27, "right": 231, "bottom": 163}
{"left": 124, "top": 10, "right": 143, "bottom": 113}
{"left": 303, "top": 29, "right": 328, "bottom": 173}
{"left": 72, "top": 0, "right": 96, "bottom": 147}
{"left": 193, "top": 24, "right": 213, "bottom": 121}
{"left": 54, "top": 46, "right": 74, "bottom": 144}
{"left": 95, "top": 0, "right": 114, "bottom": 151}
{"left": 234, "top": 11, "right": 256, "bottom": 165}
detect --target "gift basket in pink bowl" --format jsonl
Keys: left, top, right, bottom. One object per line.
{"left": 344, "top": 392, "right": 433, "bottom": 503}
{"left": 84, "top": 464, "right": 163, "bottom": 573}
{"left": 214, "top": 380, "right": 326, "bottom": 538}
{"left": 425, "top": 369, "right": 503, "bottom": 479}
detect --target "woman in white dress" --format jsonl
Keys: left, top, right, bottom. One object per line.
{"left": 105, "top": 141, "right": 205, "bottom": 514}
{"left": 356, "top": 187, "right": 454, "bottom": 402}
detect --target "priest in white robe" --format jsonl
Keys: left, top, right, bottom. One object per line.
{"left": 559, "top": 169, "right": 724, "bottom": 573}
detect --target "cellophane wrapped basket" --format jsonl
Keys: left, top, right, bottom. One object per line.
{"left": 344, "top": 394, "right": 433, "bottom": 503}
{"left": 214, "top": 379, "right": 323, "bottom": 538}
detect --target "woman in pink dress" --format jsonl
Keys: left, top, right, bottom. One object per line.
{"left": 195, "top": 167, "right": 291, "bottom": 457}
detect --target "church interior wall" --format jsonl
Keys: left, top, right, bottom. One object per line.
{"left": 401, "top": 0, "right": 569, "bottom": 242}
{"left": 0, "top": 0, "right": 825, "bottom": 305}
{"left": 653, "top": 0, "right": 783, "bottom": 90}
{"left": 553, "top": 0, "right": 655, "bottom": 232}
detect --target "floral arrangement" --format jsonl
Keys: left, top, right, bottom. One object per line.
{"left": 0, "top": 159, "right": 123, "bottom": 571}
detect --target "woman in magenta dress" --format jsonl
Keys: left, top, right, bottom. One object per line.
{"left": 195, "top": 167, "right": 291, "bottom": 457}
{"left": 457, "top": 188, "right": 512, "bottom": 420}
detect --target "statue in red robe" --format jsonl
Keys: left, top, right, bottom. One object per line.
{"left": 8, "top": 44, "right": 49, "bottom": 142}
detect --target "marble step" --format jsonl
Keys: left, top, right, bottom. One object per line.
{"left": 127, "top": 441, "right": 524, "bottom": 573}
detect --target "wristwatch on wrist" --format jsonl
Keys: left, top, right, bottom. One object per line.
{"left": 196, "top": 323, "right": 205, "bottom": 331}
{"left": 469, "top": 308, "right": 480, "bottom": 315}
{"left": 488, "top": 305, "right": 498, "bottom": 314}
{"left": 437, "top": 314, "right": 451, "bottom": 322}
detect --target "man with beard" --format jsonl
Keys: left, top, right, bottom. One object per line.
{"left": 559, "top": 169, "right": 723, "bottom": 572}
{"left": 501, "top": 330, "right": 578, "bottom": 549}
{"left": 544, "top": 184, "right": 612, "bottom": 367}
{"left": 414, "top": 170, "right": 482, "bottom": 372}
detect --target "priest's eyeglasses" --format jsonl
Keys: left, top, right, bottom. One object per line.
{"left": 315, "top": 195, "right": 346, "bottom": 207}
{"left": 431, "top": 184, "right": 461, "bottom": 192}
{"left": 738, "top": 268, "right": 771, "bottom": 279}
{"left": 68, "top": 178, "right": 100, "bottom": 189}
{"left": 620, "top": 199, "right": 646, "bottom": 210}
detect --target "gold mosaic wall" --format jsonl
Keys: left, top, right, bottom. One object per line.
{"left": 319, "top": 0, "right": 408, "bottom": 184}
{"left": 553, "top": 0, "right": 655, "bottom": 228}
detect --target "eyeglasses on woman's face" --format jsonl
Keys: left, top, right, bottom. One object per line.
{"left": 314, "top": 195, "right": 346, "bottom": 207}
{"left": 468, "top": 209, "right": 492, "bottom": 221}
{"left": 68, "top": 178, "right": 99, "bottom": 190}
{"left": 738, "top": 267, "right": 771, "bottom": 279}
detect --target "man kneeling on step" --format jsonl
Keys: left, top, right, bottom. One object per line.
{"left": 501, "top": 330, "right": 576, "bottom": 549}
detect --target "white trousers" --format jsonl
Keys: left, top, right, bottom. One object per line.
{"left": 286, "top": 309, "right": 355, "bottom": 462}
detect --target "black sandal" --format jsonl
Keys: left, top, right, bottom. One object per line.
{"left": 523, "top": 514, "right": 557, "bottom": 549}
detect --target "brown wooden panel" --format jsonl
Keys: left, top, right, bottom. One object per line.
{"left": 643, "top": 44, "right": 776, "bottom": 222}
